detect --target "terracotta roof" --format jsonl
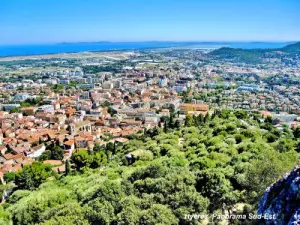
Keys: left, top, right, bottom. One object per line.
{"left": 66, "top": 108, "right": 76, "bottom": 115}
{"left": 261, "top": 111, "right": 272, "bottom": 118}
{"left": 3, "top": 153, "right": 24, "bottom": 160}
{"left": 31, "top": 144, "right": 45, "bottom": 151}
{"left": 180, "top": 103, "right": 209, "bottom": 111}
{"left": 1, "top": 164, "right": 12, "bottom": 173}
{"left": 22, "top": 158, "right": 34, "bottom": 166}
{"left": 64, "top": 140, "right": 75, "bottom": 145}
{"left": 43, "top": 160, "right": 63, "bottom": 166}
{"left": 12, "top": 163, "right": 22, "bottom": 172}
{"left": 20, "top": 106, "right": 37, "bottom": 110}
{"left": 115, "top": 138, "right": 129, "bottom": 143}
{"left": 52, "top": 164, "right": 66, "bottom": 173}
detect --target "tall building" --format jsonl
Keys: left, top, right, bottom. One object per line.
{"left": 158, "top": 75, "right": 168, "bottom": 87}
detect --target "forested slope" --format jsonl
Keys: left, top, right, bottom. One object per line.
{"left": 1, "top": 110, "right": 299, "bottom": 225}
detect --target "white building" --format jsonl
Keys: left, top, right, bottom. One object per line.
{"left": 27, "top": 145, "right": 46, "bottom": 158}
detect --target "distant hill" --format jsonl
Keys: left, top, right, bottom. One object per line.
{"left": 208, "top": 47, "right": 264, "bottom": 63}
{"left": 209, "top": 42, "right": 300, "bottom": 63}
{"left": 281, "top": 41, "right": 300, "bottom": 53}
{"left": 57, "top": 41, "right": 112, "bottom": 45}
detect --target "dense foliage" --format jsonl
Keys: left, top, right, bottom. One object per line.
{"left": 1, "top": 110, "right": 299, "bottom": 224}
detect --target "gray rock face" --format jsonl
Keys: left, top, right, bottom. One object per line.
{"left": 258, "top": 166, "right": 300, "bottom": 225}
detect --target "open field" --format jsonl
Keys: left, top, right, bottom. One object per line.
{"left": 0, "top": 51, "right": 136, "bottom": 62}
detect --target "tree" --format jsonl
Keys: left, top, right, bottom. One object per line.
{"left": 50, "top": 145, "right": 64, "bottom": 160}
{"left": 296, "top": 140, "right": 300, "bottom": 153}
{"left": 52, "top": 84, "right": 64, "bottom": 93}
{"left": 275, "top": 138, "right": 295, "bottom": 153}
{"left": 70, "top": 150, "right": 107, "bottom": 172}
{"left": 164, "top": 120, "right": 168, "bottom": 133}
{"left": 0, "top": 183, "right": 13, "bottom": 201}
{"left": 39, "top": 144, "right": 64, "bottom": 161}
{"left": 86, "top": 200, "right": 115, "bottom": 224}
{"left": 234, "top": 110, "right": 247, "bottom": 119}
{"left": 245, "top": 148, "right": 296, "bottom": 202}
{"left": 10, "top": 107, "right": 20, "bottom": 113}
{"left": 65, "top": 160, "right": 71, "bottom": 175}
{"left": 140, "top": 204, "right": 178, "bottom": 225}
{"left": 265, "top": 116, "right": 273, "bottom": 124}
{"left": 39, "top": 137, "right": 43, "bottom": 145}
{"left": 184, "top": 114, "right": 194, "bottom": 127}
{"left": 4, "top": 172, "right": 16, "bottom": 183}
{"left": 38, "top": 150, "right": 51, "bottom": 161}
{"left": 93, "top": 143, "right": 102, "bottom": 152}
{"left": 90, "top": 152, "right": 107, "bottom": 169}
{"left": 15, "top": 162, "right": 54, "bottom": 190}
{"left": 106, "top": 142, "right": 116, "bottom": 155}
{"left": 0, "top": 205, "right": 11, "bottom": 225}
{"left": 168, "top": 114, "right": 174, "bottom": 129}
{"left": 196, "top": 169, "right": 233, "bottom": 212}
{"left": 204, "top": 113, "right": 210, "bottom": 123}
{"left": 107, "top": 107, "right": 115, "bottom": 116}
{"left": 70, "top": 150, "right": 91, "bottom": 172}
{"left": 198, "top": 113, "right": 204, "bottom": 124}
{"left": 293, "top": 126, "right": 300, "bottom": 139}
{"left": 174, "top": 120, "right": 181, "bottom": 129}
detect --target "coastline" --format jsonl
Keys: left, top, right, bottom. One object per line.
{"left": 0, "top": 41, "right": 290, "bottom": 60}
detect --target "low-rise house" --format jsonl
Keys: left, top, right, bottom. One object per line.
{"left": 74, "top": 136, "right": 88, "bottom": 149}
{"left": 26, "top": 144, "right": 46, "bottom": 158}
{"left": 64, "top": 139, "right": 75, "bottom": 153}
{"left": 69, "top": 121, "right": 92, "bottom": 135}
{"left": 180, "top": 103, "right": 209, "bottom": 115}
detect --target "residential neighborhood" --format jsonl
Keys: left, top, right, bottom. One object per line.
{"left": 0, "top": 48, "right": 299, "bottom": 180}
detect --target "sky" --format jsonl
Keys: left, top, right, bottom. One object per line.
{"left": 0, "top": 0, "right": 299, "bottom": 45}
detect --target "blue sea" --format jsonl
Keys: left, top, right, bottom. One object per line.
{"left": 0, "top": 42, "right": 291, "bottom": 57}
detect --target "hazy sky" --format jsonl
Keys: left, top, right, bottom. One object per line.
{"left": 0, "top": 0, "right": 299, "bottom": 45}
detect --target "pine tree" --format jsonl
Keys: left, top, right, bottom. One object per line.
{"left": 113, "top": 142, "right": 116, "bottom": 155}
{"left": 168, "top": 114, "right": 174, "bottom": 129}
{"left": 65, "top": 160, "right": 71, "bottom": 175}
{"left": 198, "top": 114, "right": 204, "bottom": 123}
{"left": 164, "top": 120, "right": 168, "bottom": 133}
{"left": 204, "top": 113, "right": 210, "bottom": 123}
{"left": 174, "top": 120, "right": 181, "bottom": 129}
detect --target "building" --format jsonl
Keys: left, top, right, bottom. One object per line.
{"left": 180, "top": 103, "right": 209, "bottom": 114}
{"left": 13, "top": 93, "right": 31, "bottom": 103}
{"left": 69, "top": 121, "right": 92, "bottom": 135}
{"left": 27, "top": 144, "right": 46, "bottom": 158}
{"left": 237, "top": 84, "right": 263, "bottom": 92}
{"left": 1, "top": 104, "right": 21, "bottom": 111}
{"left": 158, "top": 76, "right": 168, "bottom": 87}
{"left": 36, "top": 105, "right": 55, "bottom": 113}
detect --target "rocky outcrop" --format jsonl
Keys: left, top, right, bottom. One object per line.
{"left": 258, "top": 166, "right": 300, "bottom": 225}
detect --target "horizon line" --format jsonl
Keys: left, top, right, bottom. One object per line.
{"left": 0, "top": 40, "right": 298, "bottom": 46}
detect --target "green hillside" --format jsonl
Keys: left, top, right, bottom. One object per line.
{"left": 209, "top": 42, "right": 300, "bottom": 63}
{"left": 208, "top": 47, "right": 264, "bottom": 63}
{"left": 281, "top": 42, "right": 300, "bottom": 53}
{"left": 1, "top": 110, "right": 299, "bottom": 225}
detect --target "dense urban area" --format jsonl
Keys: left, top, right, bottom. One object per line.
{"left": 0, "top": 42, "right": 300, "bottom": 224}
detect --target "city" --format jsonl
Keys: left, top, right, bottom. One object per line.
{"left": 0, "top": 45, "right": 299, "bottom": 167}
{"left": 0, "top": 0, "right": 300, "bottom": 224}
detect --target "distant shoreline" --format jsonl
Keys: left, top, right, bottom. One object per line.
{"left": 0, "top": 41, "right": 291, "bottom": 59}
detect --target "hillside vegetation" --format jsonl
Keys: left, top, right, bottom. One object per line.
{"left": 1, "top": 110, "right": 300, "bottom": 225}
{"left": 209, "top": 42, "right": 300, "bottom": 63}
